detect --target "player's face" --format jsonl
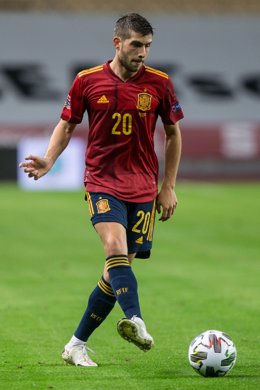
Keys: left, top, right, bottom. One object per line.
{"left": 116, "top": 31, "right": 153, "bottom": 73}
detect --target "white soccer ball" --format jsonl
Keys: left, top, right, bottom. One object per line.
{"left": 188, "top": 329, "right": 237, "bottom": 377}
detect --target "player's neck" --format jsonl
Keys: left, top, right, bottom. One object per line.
{"left": 109, "top": 59, "right": 138, "bottom": 82}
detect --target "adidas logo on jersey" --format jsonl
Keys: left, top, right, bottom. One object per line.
{"left": 97, "top": 95, "right": 109, "bottom": 103}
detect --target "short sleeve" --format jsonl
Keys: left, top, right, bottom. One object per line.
{"left": 61, "top": 75, "right": 86, "bottom": 123}
{"left": 159, "top": 78, "right": 184, "bottom": 125}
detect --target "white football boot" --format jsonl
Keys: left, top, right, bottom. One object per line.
{"left": 117, "top": 315, "right": 154, "bottom": 352}
{"left": 62, "top": 345, "right": 98, "bottom": 367}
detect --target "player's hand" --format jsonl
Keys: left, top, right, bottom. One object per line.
{"left": 156, "top": 187, "right": 178, "bottom": 222}
{"left": 19, "top": 155, "right": 52, "bottom": 180}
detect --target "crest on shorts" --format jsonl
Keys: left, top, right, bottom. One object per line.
{"left": 137, "top": 93, "right": 152, "bottom": 111}
{"left": 96, "top": 198, "right": 110, "bottom": 214}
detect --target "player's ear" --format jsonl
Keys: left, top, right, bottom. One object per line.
{"left": 113, "top": 36, "right": 121, "bottom": 49}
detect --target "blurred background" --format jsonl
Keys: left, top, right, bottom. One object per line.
{"left": 0, "top": 1, "right": 259, "bottom": 189}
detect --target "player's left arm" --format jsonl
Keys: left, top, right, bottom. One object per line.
{"left": 156, "top": 122, "right": 182, "bottom": 222}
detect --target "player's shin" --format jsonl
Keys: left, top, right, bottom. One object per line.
{"left": 73, "top": 276, "right": 116, "bottom": 342}
{"left": 106, "top": 254, "right": 142, "bottom": 319}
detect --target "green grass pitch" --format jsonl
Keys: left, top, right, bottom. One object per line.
{"left": 0, "top": 182, "right": 259, "bottom": 390}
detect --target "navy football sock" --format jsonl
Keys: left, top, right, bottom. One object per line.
{"left": 74, "top": 276, "right": 116, "bottom": 342}
{"left": 106, "top": 254, "right": 142, "bottom": 319}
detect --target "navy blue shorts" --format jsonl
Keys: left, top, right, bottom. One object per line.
{"left": 85, "top": 192, "right": 156, "bottom": 259}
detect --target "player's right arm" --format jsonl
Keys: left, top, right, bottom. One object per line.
{"left": 19, "top": 119, "right": 77, "bottom": 180}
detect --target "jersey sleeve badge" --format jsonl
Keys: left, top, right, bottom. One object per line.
{"left": 64, "top": 94, "right": 71, "bottom": 109}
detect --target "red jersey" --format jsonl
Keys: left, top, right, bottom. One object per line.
{"left": 61, "top": 61, "right": 183, "bottom": 202}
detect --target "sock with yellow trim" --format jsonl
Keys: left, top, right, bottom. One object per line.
{"left": 74, "top": 276, "right": 116, "bottom": 342}
{"left": 106, "top": 254, "right": 142, "bottom": 319}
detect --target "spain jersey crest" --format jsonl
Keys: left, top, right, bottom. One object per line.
{"left": 137, "top": 92, "right": 152, "bottom": 112}
{"left": 96, "top": 198, "right": 110, "bottom": 214}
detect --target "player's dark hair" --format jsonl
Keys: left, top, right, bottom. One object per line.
{"left": 114, "top": 13, "right": 153, "bottom": 39}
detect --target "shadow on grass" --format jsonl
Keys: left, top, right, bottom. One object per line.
{"left": 156, "top": 369, "right": 260, "bottom": 379}
{"left": 12, "top": 361, "right": 260, "bottom": 381}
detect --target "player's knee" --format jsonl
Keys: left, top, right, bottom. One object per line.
{"left": 103, "top": 234, "right": 126, "bottom": 256}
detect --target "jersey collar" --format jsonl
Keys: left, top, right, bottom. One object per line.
{"left": 104, "top": 60, "right": 145, "bottom": 82}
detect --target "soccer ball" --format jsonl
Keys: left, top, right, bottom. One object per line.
{"left": 188, "top": 330, "right": 237, "bottom": 377}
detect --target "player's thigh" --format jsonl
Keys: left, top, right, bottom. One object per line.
{"left": 86, "top": 192, "right": 128, "bottom": 255}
